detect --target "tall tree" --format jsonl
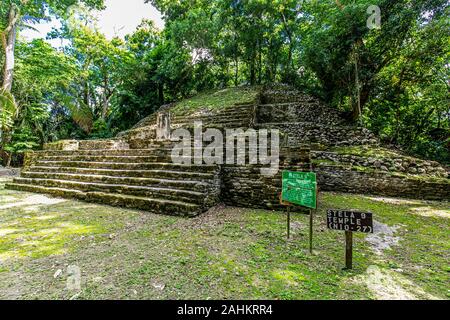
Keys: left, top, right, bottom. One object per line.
{"left": 0, "top": 0, "right": 104, "bottom": 165}
{"left": 1, "top": 0, "right": 104, "bottom": 92}
{"left": 302, "top": 0, "right": 449, "bottom": 121}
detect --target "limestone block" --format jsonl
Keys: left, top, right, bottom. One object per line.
{"left": 44, "top": 140, "right": 79, "bottom": 151}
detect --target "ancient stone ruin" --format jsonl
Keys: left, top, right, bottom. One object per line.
{"left": 7, "top": 86, "right": 449, "bottom": 216}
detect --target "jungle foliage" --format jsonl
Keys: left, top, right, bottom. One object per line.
{"left": 0, "top": 0, "right": 449, "bottom": 165}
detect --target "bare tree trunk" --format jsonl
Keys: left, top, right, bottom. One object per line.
{"left": 158, "top": 83, "right": 164, "bottom": 105}
{"left": 6, "top": 151, "right": 12, "bottom": 167}
{"left": 250, "top": 57, "right": 256, "bottom": 86}
{"left": 83, "top": 81, "right": 90, "bottom": 108}
{"left": 1, "top": 5, "right": 20, "bottom": 92}
{"left": 101, "top": 76, "right": 115, "bottom": 120}
{"left": 257, "top": 39, "right": 262, "bottom": 84}
{"left": 234, "top": 55, "right": 239, "bottom": 86}
{"left": 1, "top": 134, "right": 12, "bottom": 167}
{"left": 281, "top": 11, "right": 294, "bottom": 79}
{"left": 102, "top": 94, "right": 108, "bottom": 120}
{"left": 0, "top": 5, "right": 20, "bottom": 167}
{"left": 353, "top": 53, "right": 361, "bottom": 121}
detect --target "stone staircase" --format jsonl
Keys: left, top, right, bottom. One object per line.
{"left": 6, "top": 85, "right": 449, "bottom": 214}
{"left": 171, "top": 103, "right": 255, "bottom": 129}
{"left": 6, "top": 101, "right": 259, "bottom": 216}
{"left": 121, "top": 104, "right": 256, "bottom": 149}
{"left": 7, "top": 143, "right": 221, "bottom": 217}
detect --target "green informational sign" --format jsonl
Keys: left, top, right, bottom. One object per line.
{"left": 282, "top": 171, "right": 317, "bottom": 209}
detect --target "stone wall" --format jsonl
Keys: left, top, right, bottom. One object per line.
{"left": 316, "top": 165, "right": 450, "bottom": 201}
{"left": 313, "top": 151, "right": 448, "bottom": 178}
{"left": 261, "top": 84, "right": 316, "bottom": 104}
{"left": 258, "top": 123, "right": 379, "bottom": 147}
{"left": 222, "top": 164, "right": 449, "bottom": 209}
{"left": 222, "top": 164, "right": 313, "bottom": 210}
{"left": 221, "top": 147, "right": 313, "bottom": 210}
{"left": 256, "top": 102, "right": 345, "bottom": 126}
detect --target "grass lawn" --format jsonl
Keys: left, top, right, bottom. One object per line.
{"left": 0, "top": 177, "right": 448, "bottom": 300}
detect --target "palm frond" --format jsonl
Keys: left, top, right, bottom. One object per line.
{"left": 20, "top": 24, "right": 40, "bottom": 32}
{"left": 71, "top": 103, "right": 94, "bottom": 133}
{"left": 60, "top": 95, "right": 94, "bottom": 133}
{"left": 21, "top": 15, "right": 45, "bottom": 25}
{"left": 0, "top": 89, "right": 18, "bottom": 131}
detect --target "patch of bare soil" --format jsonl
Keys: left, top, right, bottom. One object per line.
{"left": 367, "top": 196, "right": 423, "bottom": 206}
{"left": 0, "top": 194, "right": 67, "bottom": 210}
{"left": 361, "top": 220, "right": 442, "bottom": 300}
{"left": 361, "top": 265, "right": 439, "bottom": 300}
{"left": 409, "top": 207, "right": 450, "bottom": 219}
{"left": 366, "top": 221, "right": 401, "bottom": 255}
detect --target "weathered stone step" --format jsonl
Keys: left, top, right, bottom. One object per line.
{"left": 16, "top": 173, "right": 211, "bottom": 192}
{"left": 256, "top": 121, "right": 318, "bottom": 127}
{"left": 174, "top": 114, "right": 252, "bottom": 121}
{"left": 258, "top": 102, "right": 318, "bottom": 108}
{"left": 33, "top": 161, "right": 219, "bottom": 172}
{"left": 174, "top": 108, "right": 253, "bottom": 116}
{"left": 232, "top": 102, "right": 255, "bottom": 107}
{"left": 34, "top": 149, "right": 159, "bottom": 157}
{"left": 172, "top": 113, "right": 253, "bottom": 122}
{"left": 22, "top": 171, "right": 214, "bottom": 187}
{"left": 176, "top": 109, "right": 252, "bottom": 116}
{"left": 261, "top": 93, "right": 318, "bottom": 104}
{"left": 256, "top": 122, "right": 373, "bottom": 134}
{"left": 206, "top": 119, "right": 252, "bottom": 126}
{"left": 6, "top": 183, "right": 201, "bottom": 216}
{"left": 178, "top": 123, "right": 252, "bottom": 130}
{"left": 27, "top": 167, "right": 216, "bottom": 180}
{"left": 38, "top": 155, "right": 173, "bottom": 163}
{"left": 174, "top": 120, "right": 251, "bottom": 128}
{"left": 12, "top": 177, "right": 207, "bottom": 204}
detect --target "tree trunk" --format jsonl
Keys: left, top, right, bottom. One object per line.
{"left": 249, "top": 41, "right": 257, "bottom": 86}
{"left": 101, "top": 76, "right": 115, "bottom": 120}
{"left": 1, "top": 133, "right": 12, "bottom": 167}
{"left": 83, "top": 82, "right": 88, "bottom": 105}
{"left": 1, "top": 5, "right": 20, "bottom": 92}
{"left": 102, "top": 94, "right": 109, "bottom": 120}
{"left": 281, "top": 11, "right": 294, "bottom": 80}
{"left": 6, "top": 152, "right": 12, "bottom": 167}
{"left": 0, "top": 5, "right": 20, "bottom": 167}
{"left": 258, "top": 39, "right": 262, "bottom": 84}
{"left": 234, "top": 55, "right": 239, "bottom": 86}
{"left": 250, "top": 59, "right": 256, "bottom": 86}
{"left": 158, "top": 83, "right": 164, "bottom": 105}
{"left": 353, "top": 53, "right": 361, "bottom": 121}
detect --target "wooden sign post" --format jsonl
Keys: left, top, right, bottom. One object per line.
{"left": 281, "top": 171, "right": 317, "bottom": 254}
{"left": 279, "top": 195, "right": 293, "bottom": 240}
{"left": 287, "top": 206, "right": 291, "bottom": 239}
{"left": 327, "top": 210, "right": 374, "bottom": 269}
{"left": 345, "top": 231, "right": 353, "bottom": 270}
{"left": 310, "top": 208, "right": 314, "bottom": 255}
